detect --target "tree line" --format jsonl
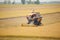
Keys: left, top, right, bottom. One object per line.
{"left": 3, "top": 0, "right": 40, "bottom": 4}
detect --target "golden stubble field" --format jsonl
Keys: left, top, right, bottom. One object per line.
{"left": 0, "top": 4, "right": 60, "bottom": 38}
{"left": 0, "top": 4, "right": 60, "bottom": 18}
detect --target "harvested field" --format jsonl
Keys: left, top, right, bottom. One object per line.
{"left": 0, "top": 4, "right": 60, "bottom": 40}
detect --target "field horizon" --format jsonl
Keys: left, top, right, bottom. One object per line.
{"left": 0, "top": 4, "right": 60, "bottom": 18}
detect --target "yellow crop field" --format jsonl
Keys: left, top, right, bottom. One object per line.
{"left": 0, "top": 4, "right": 60, "bottom": 39}
{"left": 0, "top": 4, "right": 60, "bottom": 18}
